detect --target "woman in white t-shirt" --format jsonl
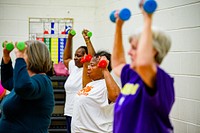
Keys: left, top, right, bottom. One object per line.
{"left": 71, "top": 51, "right": 121, "bottom": 133}
{"left": 63, "top": 29, "right": 95, "bottom": 133}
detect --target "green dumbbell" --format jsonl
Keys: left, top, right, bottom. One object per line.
{"left": 16, "top": 42, "right": 25, "bottom": 51}
{"left": 2, "top": 42, "right": 14, "bottom": 51}
{"left": 87, "top": 31, "right": 92, "bottom": 38}
{"left": 69, "top": 29, "right": 76, "bottom": 36}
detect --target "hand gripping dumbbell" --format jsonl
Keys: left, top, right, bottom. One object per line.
{"left": 82, "top": 30, "right": 92, "bottom": 38}
{"left": 80, "top": 54, "right": 93, "bottom": 63}
{"left": 140, "top": 0, "right": 157, "bottom": 14}
{"left": 98, "top": 60, "right": 107, "bottom": 68}
{"left": 16, "top": 42, "right": 26, "bottom": 51}
{"left": 69, "top": 29, "right": 76, "bottom": 36}
{"left": 110, "top": 8, "right": 131, "bottom": 23}
{"left": 2, "top": 42, "right": 14, "bottom": 51}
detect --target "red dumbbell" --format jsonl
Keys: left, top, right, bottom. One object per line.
{"left": 80, "top": 54, "right": 93, "bottom": 63}
{"left": 80, "top": 57, "right": 86, "bottom": 63}
{"left": 98, "top": 60, "right": 107, "bottom": 68}
{"left": 85, "top": 55, "right": 92, "bottom": 62}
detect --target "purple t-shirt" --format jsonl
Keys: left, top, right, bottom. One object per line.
{"left": 114, "top": 64, "right": 175, "bottom": 133}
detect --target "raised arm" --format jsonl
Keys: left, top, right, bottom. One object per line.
{"left": 1, "top": 41, "right": 14, "bottom": 91}
{"left": 82, "top": 29, "right": 96, "bottom": 56}
{"left": 135, "top": 9, "right": 157, "bottom": 89}
{"left": 2, "top": 41, "right": 12, "bottom": 64}
{"left": 101, "top": 57, "right": 120, "bottom": 102}
{"left": 111, "top": 17, "right": 126, "bottom": 77}
{"left": 13, "top": 43, "right": 51, "bottom": 99}
{"left": 82, "top": 29, "right": 96, "bottom": 87}
{"left": 82, "top": 60, "right": 92, "bottom": 87}
{"left": 63, "top": 30, "right": 75, "bottom": 69}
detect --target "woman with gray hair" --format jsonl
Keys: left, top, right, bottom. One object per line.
{"left": 111, "top": 6, "right": 175, "bottom": 133}
{"left": 0, "top": 40, "right": 54, "bottom": 133}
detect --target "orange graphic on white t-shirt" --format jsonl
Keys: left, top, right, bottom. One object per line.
{"left": 78, "top": 86, "right": 93, "bottom": 96}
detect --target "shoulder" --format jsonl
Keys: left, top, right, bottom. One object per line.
{"left": 68, "top": 60, "right": 76, "bottom": 73}
{"left": 32, "top": 74, "right": 52, "bottom": 85}
{"left": 121, "top": 64, "right": 138, "bottom": 87}
{"left": 87, "top": 79, "right": 105, "bottom": 86}
{"left": 87, "top": 79, "right": 106, "bottom": 92}
{"left": 68, "top": 60, "right": 75, "bottom": 67}
{"left": 156, "top": 66, "right": 174, "bottom": 84}
{"left": 121, "top": 64, "right": 137, "bottom": 76}
{"left": 122, "top": 64, "right": 130, "bottom": 72}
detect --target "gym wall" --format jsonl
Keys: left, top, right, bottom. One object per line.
{"left": 0, "top": 0, "right": 200, "bottom": 132}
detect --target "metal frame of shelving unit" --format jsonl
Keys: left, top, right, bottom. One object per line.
{"left": 49, "top": 76, "right": 68, "bottom": 133}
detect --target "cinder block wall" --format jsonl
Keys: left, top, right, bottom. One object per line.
{"left": 0, "top": 0, "right": 200, "bottom": 132}
{"left": 94, "top": 0, "right": 200, "bottom": 133}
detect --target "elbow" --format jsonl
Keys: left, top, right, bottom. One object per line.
{"left": 111, "top": 57, "right": 125, "bottom": 68}
{"left": 136, "top": 58, "right": 153, "bottom": 69}
{"left": 14, "top": 83, "right": 33, "bottom": 96}
{"left": 108, "top": 91, "right": 120, "bottom": 103}
{"left": 1, "top": 82, "right": 7, "bottom": 90}
{"left": 109, "top": 95, "right": 119, "bottom": 103}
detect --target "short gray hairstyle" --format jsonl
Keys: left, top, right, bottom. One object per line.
{"left": 129, "top": 27, "right": 171, "bottom": 64}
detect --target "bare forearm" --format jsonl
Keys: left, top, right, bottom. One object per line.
{"left": 112, "top": 25, "right": 126, "bottom": 68}
{"left": 85, "top": 40, "right": 95, "bottom": 56}
{"left": 63, "top": 37, "right": 73, "bottom": 68}
{"left": 82, "top": 63, "right": 92, "bottom": 87}
{"left": 136, "top": 18, "right": 154, "bottom": 66}
{"left": 103, "top": 69, "right": 120, "bottom": 102}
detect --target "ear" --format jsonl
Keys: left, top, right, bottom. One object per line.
{"left": 153, "top": 48, "right": 158, "bottom": 62}
{"left": 153, "top": 48, "right": 157, "bottom": 57}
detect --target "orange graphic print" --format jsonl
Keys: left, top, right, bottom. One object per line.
{"left": 78, "top": 86, "right": 93, "bottom": 96}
